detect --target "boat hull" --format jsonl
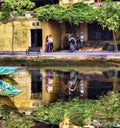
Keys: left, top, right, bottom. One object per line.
{"left": 0, "top": 66, "right": 19, "bottom": 75}
{"left": 0, "top": 80, "right": 22, "bottom": 96}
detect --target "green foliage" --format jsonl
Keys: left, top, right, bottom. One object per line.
{"left": 68, "top": 99, "right": 94, "bottom": 126}
{"left": 0, "top": 0, "right": 35, "bottom": 22}
{"left": 34, "top": 98, "right": 94, "bottom": 125}
{"left": 33, "top": 4, "right": 66, "bottom": 22}
{"left": 97, "top": 2, "right": 120, "bottom": 32}
{"left": 34, "top": 91, "right": 120, "bottom": 127}
{"left": 33, "top": 102, "right": 65, "bottom": 124}
{"left": 0, "top": 105, "right": 14, "bottom": 120}
{"left": 0, "top": 0, "right": 35, "bottom": 54}
{"left": 96, "top": 1, "right": 120, "bottom": 53}
{"left": 91, "top": 91, "right": 120, "bottom": 128}
{"left": 0, "top": 12, "right": 11, "bottom": 23}
{"left": 70, "top": 2, "right": 97, "bottom": 24}
{"left": 33, "top": 2, "right": 97, "bottom": 25}
{"left": 6, "top": 115, "right": 34, "bottom": 128}
{"left": 0, "top": 105, "right": 34, "bottom": 128}
{"left": 0, "top": 91, "right": 120, "bottom": 127}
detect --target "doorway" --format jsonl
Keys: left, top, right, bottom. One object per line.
{"left": 31, "top": 29, "right": 42, "bottom": 47}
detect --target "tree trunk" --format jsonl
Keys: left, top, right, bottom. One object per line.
{"left": 113, "top": 69, "right": 118, "bottom": 91}
{"left": 11, "top": 19, "right": 14, "bottom": 55}
{"left": 59, "top": 23, "right": 62, "bottom": 50}
{"left": 113, "top": 31, "right": 118, "bottom": 53}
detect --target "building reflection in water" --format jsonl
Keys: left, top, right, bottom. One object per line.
{"left": 0, "top": 68, "right": 120, "bottom": 115}
{"left": 30, "top": 70, "right": 42, "bottom": 95}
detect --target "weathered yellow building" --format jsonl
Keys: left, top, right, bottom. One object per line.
{"left": 0, "top": 17, "right": 90, "bottom": 52}
{"left": 0, "top": 17, "right": 62, "bottom": 52}
{"left": 0, "top": 0, "right": 118, "bottom": 52}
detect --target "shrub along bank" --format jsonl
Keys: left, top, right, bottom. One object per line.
{"left": 0, "top": 91, "right": 120, "bottom": 128}
{"left": 0, "top": 56, "right": 120, "bottom": 67}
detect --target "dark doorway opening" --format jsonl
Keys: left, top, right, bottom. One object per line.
{"left": 31, "top": 29, "right": 42, "bottom": 47}
{"left": 30, "top": 70, "right": 42, "bottom": 93}
{"left": 65, "top": 22, "right": 77, "bottom": 34}
{"left": 88, "top": 22, "right": 113, "bottom": 41}
{"left": 30, "top": 70, "right": 42, "bottom": 100}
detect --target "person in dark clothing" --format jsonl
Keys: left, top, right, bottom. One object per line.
{"left": 48, "top": 35, "right": 54, "bottom": 52}
{"left": 69, "top": 35, "right": 76, "bottom": 52}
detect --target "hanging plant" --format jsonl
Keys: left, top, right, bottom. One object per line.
{"left": 33, "top": 4, "right": 66, "bottom": 22}
{"left": 33, "top": 2, "right": 97, "bottom": 25}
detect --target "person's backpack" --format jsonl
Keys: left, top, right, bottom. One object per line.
{"left": 71, "top": 38, "right": 75, "bottom": 44}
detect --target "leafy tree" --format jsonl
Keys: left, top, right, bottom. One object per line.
{"left": 96, "top": 1, "right": 120, "bottom": 53}
{"left": 64, "top": 2, "right": 97, "bottom": 25}
{"left": 33, "top": 2, "right": 97, "bottom": 25}
{"left": 33, "top": 4, "right": 66, "bottom": 22}
{"left": 33, "top": 2, "right": 97, "bottom": 49}
{"left": 0, "top": 0, "right": 35, "bottom": 54}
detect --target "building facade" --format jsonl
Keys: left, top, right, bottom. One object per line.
{"left": 0, "top": 0, "right": 119, "bottom": 52}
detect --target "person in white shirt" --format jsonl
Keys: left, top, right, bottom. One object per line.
{"left": 80, "top": 33, "right": 84, "bottom": 47}
{"left": 48, "top": 35, "right": 54, "bottom": 52}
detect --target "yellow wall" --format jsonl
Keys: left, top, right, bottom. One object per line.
{"left": 0, "top": 19, "right": 118, "bottom": 52}
{"left": 0, "top": 0, "right": 93, "bottom": 52}
{"left": 0, "top": 19, "right": 61, "bottom": 52}
{"left": 0, "top": 20, "right": 32, "bottom": 51}
{"left": 41, "top": 21, "right": 60, "bottom": 52}
{"left": 59, "top": 0, "right": 95, "bottom": 7}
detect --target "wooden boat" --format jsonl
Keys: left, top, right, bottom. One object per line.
{"left": 0, "top": 66, "right": 19, "bottom": 75}
{"left": 0, "top": 80, "right": 22, "bottom": 96}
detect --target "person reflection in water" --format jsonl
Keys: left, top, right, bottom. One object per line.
{"left": 68, "top": 70, "right": 79, "bottom": 94}
{"left": 68, "top": 71, "right": 84, "bottom": 97}
{"left": 45, "top": 70, "right": 53, "bottom": 93}
{"left": 79, "top": 72, "right": 84, "bottom": 97}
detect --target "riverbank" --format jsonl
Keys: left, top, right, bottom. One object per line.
{"left": 0, "top": 55, "right": 120, "bottom": 67}
{"left": 0, "top": 51, "right": 120, "bottom": 67}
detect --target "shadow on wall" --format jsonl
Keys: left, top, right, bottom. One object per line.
{"left": 62, "top": 36, "right": 70, "bottom": 50}
{"left": 103, "top": 43, "right": 120, "bottom": 51}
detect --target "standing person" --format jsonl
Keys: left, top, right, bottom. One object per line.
{"left": 80, "top": 32, "right": 84, "bottom": 49}
{"left": 46, "top": 36, "right": 49, "bottom": 52}
{"left": 48, "top": 35, "right": 54, "bottom": 52}
{"left": 70, "top": 35, "right": 76, "bottom": 52}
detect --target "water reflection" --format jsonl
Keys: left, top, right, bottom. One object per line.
{"left": 68, "top": 70, "right": 85, "bottom": 97}
{"left": 30, "top": 70, "right": 42, "bottom": 100}
{"left": 0, "top": 67, "right": 120, "bottom": 115}
{"left": 45, "top": 70, "right": 53, "bottom": 93}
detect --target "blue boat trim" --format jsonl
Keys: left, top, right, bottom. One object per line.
{"left": 0, "top": 66, "right": 19, "bottom": 75}
{"left": 0, "top": 79, "right": 22, "bottom": 96}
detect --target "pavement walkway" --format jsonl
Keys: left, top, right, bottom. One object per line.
{"left": 0, "top": 50, "right": 120, "bottom": 59}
